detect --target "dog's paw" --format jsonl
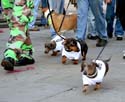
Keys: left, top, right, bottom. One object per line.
{"left": 62, "top": 56, "right": 67, "bottom": 64}
{"left": 72, "top": 59, "right": 78, "bottom": 64}
{"left": 51, "top": 51, "right": 58, "bottom": 56}
{"left": 82, "top": 85, "right": 88, "bottom": 93}
{"left": 82, "top": 56, "right": 86, "bottom": 61}
{"left": 94, "top": 84, "right": 101, "bottom": 91}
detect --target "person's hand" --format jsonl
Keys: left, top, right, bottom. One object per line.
{"left": 104, "top": 0, "right": 112, "bottom": 4}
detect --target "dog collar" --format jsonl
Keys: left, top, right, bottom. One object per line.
{"left": 87, "top": 69, "right": 98, "bottom": 78}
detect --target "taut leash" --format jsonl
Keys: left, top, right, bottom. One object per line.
{"left": 95, "top": 43, "right": 108, "bottom": 60}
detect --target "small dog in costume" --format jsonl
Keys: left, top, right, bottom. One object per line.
{"left": 44, "top": 35, "right": 65, "bottom": 56}
{"left": 81, "top": 58, "right": 110, "bottom": 93}
{"left": 62, "top": 38, "right": 88, "bottom": 64}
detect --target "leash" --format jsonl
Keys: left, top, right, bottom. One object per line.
{"left": 57, "top": 0, "right": 71, "bottom": 32}
{"left": 47, "top": 0, "right": 71, "bottom": 40}
{"left": 95, "top": 42, "right": 108, "bottom": 60}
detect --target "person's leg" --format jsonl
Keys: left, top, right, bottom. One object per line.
{"left": 1, "top": 0, "right": 35, "bottom": 71}
{"left": 106, "top": 0, "right": 115, "bottom": 38}
{"left": 76, "top": 0, "right": 89, "bottom": 40}
{"left": 48, "top": 0, "right": 54, "bottom": 9}
{"left": 114, "top": 17, "right": 124, "bottom": 40}
{"left": 90, "top": 0, "right": 108, "bottom": 47}
{"left": 48, "top": 0, "right": 65, "bottom": 38}
{"left": 41, "top": 0, "right": 48, "bottom": 8}
{"left": 28, "top": 0, "right": 40, "bottom": 31}
{"left": 116, "top": 0, "right": 125, "bottom": 29}
{"left": 56, "top": 0, "right": 64, "bottom": 14}
{"left": 87, "top": 7, "right": 97, "bottom": 40}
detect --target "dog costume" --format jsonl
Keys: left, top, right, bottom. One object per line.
{"left": 62, "top": 42, "right": 81, "bottom": 60}
{"left": 51, "top": 35, "right": 64, "bottom": 52}
{"left": 82, "top": 60, "right": 107, "bottom": 85}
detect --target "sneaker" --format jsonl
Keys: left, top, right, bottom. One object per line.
{"left": 108, "top": 33, "right": 113, "bottom": 38}
{"left": 123, "top": 55, "right": 125, "bottom": 59}
{"left": 87, "top": 34, "right": 98, "bottom": 40}
{"left": 1, "top": 57, "right": 15, "bottom": 71}
{"left": 116, "top": 37, "right": 123, "bottom": 41}
{"left": 29, "top": 26, "right": 40, "bottom": 31}
{"left": 96, "top": 38, "right": 108, "bottom": 47}
{"left": 15, "top": 57, "right": 35, "bottom": 66}
{"left": 123, "top": 51, "right": 125, "bottom": 59}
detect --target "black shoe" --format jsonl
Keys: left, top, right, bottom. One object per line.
{"left": 108, "top": 33, "right": 113, "bottom": 38}
{"left": 123, "top": 55, "right": 125, "bottom": 59}
{"left": 87, "top": 34, "right": 98, "bottom": 40}
{"left": 116, "top": 36, "right": 123, "bottom": 41}
{"left": 96, "top": 38, "right": 108, "bottom": 47}
{"left": 1, "top": 57, "right": 14, "bottom": 71}
{"left": 15, "top": 57, "right": 35, "bottom": 66}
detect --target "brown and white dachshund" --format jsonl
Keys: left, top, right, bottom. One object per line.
{"left": 62, "top": 38, "right": 88, "bottom": 64}
{"left": 44, "top": 35, "right": 65, "bottom": 56}
{"left": 81, "top": 58, "right": 110, "bottom": 93}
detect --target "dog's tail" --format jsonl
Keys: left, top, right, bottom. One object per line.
{"left": 103, "top": 56, "right": 112, "bottom": 62}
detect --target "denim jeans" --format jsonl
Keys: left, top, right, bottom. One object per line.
{"left": 41, "top": 0, "right": 48, "bottom": 8}
{"left": 48, "top": 0, "right": 64, "bottom": 38}
{"left": 76, "top": 0, "right": 107, "bottom": 40}
{"left": 28, "top": 0, "right": 41, "bottom": 29}
{"left": 106, "top": 0, "right": 124, "bottom": 36}
{"left": 87, "top": 8, "right": 97, "bottom": 36}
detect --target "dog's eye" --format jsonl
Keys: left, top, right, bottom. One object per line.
{"left": 65, "top": 47, "right": 71, "bottom": 52}
{"left": 65, "top": 48, "right": 71, "bottom": 52}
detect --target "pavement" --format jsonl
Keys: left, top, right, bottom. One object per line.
{"left": 0, "top": 2, "right": 125, "bottom": 102}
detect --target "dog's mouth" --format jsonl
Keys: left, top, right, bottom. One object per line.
{"left": 44, "top": 49, "right": 50, "bottom": 54}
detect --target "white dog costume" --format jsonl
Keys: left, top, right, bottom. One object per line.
{"left": 51, "top": 35, "right": 65, "bottom": 52}
{"left": 62, "top": 42, "right": 81, "bottom": 60}
{"left": 82, "top": 60, "right": 107, "bottom": 85}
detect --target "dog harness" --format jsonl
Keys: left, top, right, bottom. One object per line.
{"left": 51, "top": 35, "right": 64, "bottom": 51}
{"left": 62, "top": 42, "right": 81, "bottom": 60}
{"left": 82, "top": 60, "right": 106, "bottom": 85}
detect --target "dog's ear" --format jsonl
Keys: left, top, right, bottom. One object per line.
{"left": 92, "top": 62, "right": 99, "bottom": 68}
{"left": 62, "top": 39, "right": 67, "bottom": 45}
{"left": 81, "top": 61, "right": 86, "bottom": 72}
{"left": 70, "top": 38, "right": 77, "bottom": 46}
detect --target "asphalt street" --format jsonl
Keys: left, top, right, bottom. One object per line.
{"left": 0, "top": 26, "right": 125, "bottom": 102}
{"left": 0, "top": 2, "right": 125, "bottom": 102}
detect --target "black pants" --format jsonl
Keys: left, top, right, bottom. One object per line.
{"left": 116, "top": 0, "right": 125, "bottom": 30}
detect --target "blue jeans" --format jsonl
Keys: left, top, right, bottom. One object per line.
{"left": 48, "top": 0, "right": 64, "bottom": 38}
{"left": 28, "top": 0, "right": 41, "bottom": 29}
{"left": 87, "top": 8, "right": 97, "bottom": 36}
{"left": 41, "top": 0, "right": 48, "bottom": 8}
{"left": 106, "top": 0, "right": 124, "bottom": 36}
{"left": 76, "top": 0, "right": 107, "bottom": 40}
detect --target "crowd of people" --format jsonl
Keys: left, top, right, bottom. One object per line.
{"left": 0, "top": 0, "right": 125, "bottom": 71}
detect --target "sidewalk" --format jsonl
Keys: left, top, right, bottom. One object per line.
{"left": 0, "top": 25, "right": 125, "bottom": 102}
{"left": 0, "top": 1, "right": 125, "bottom": 102}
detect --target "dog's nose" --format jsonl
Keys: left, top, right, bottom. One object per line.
{"left": 83, "top": 71, "right": 87, "bottom": 75}
{"left": 44, "top": 50, "right": 49, "bottom": 54}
